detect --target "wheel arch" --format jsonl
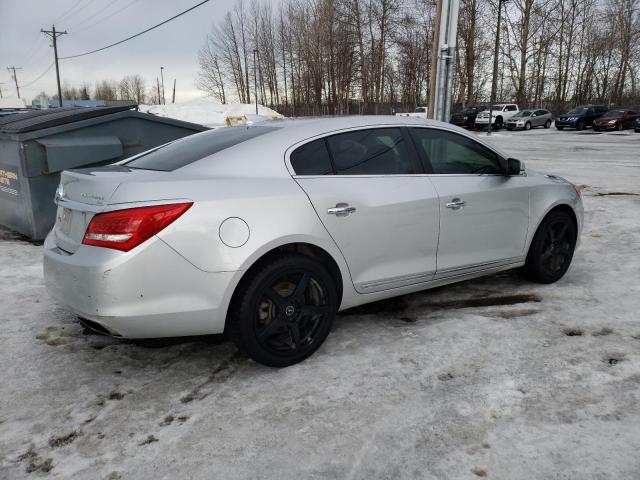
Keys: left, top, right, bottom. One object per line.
{"left": 223, "top": 241, "right": 346, "bottom": 334}
{"left": 526, "top": 203, "right": 579, "bottom": 256}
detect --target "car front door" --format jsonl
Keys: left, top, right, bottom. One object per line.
{"left": 289, "top": 127, "right": 440, "bottom": 294}
{"left": 409, "top": 127, "right": 530, "bottom": 278}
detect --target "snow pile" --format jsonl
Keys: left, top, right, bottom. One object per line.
{"left": 138, "top": 98, "right": 285, "bottom": 127}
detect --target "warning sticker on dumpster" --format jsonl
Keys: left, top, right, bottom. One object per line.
{"left": 0, "top": 166, "right": 19, "bottom": 197}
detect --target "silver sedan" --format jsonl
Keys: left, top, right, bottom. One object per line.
{"left": 44, "top": 117, "right": 583, "bottom": 366}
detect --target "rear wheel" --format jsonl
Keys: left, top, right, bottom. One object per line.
{"left": 524, "top": 210, "right": 577, "bottom": 284}
{"left": 544, "top": 120, "right": 551, "bottom": 129}
{"left": 228, "top": 254, "right": 337, "bottom": 367}
{"left": 495, "top": 116, "right": 503, "bottom": 129}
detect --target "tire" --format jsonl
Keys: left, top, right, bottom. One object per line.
{"left": 227, "top": 254, "right": 338, "bottom": 367}
{"left": 556, "top": 126, "right": 564, "bottom": 130}
{"left": 593, "top": 126, "right": 599, "bottom": 132}
{"left": 576, "top": 121, "right": 585, "bottom": 131}
{"left": 544, "top": 120, "right": 551, "bottom": 129}
{"left": 495, "top": 116, "right": 503, "bottom": 129}
{"left": 523, "top": 210, "right": 577, "bottom": 284}
{"left": 616, "top": 122, "right": 623, "bottom": 131}
{"left": 525, "top": 122, "right": 531, "bottom": 131}
{"left": 635, "top": 128, "right": 640, "bottom": 133}
{"left": 507, "top": 127, "right": 513, "bottom": 131}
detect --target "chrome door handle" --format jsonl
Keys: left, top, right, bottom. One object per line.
{"left": 446, "top": 198, "right": 466, "bottom": 210}
{"left": 327, "top": 203, "right": 356, "bottom": 217}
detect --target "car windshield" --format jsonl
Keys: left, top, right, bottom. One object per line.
{"left": 513, "top": 111, "right": 532, "bottom": 118}
{"left": 602, "top": 110, "right": 624, "bottom": 118}
{"left": 566, "top": 107, "right": 587, "bottom": 115}
{"left": 415, "top": 107, "right": 426, "bottom": 113}
{"left": 462, "top": 108, "right": 478, "bottom": 114}
{"left": 491, "top": 105, "right": 504, "bottom": 110}
{"left": 124, "top": 126, "right": 280, "bottom": 171}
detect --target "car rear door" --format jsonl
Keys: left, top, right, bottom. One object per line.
{"left": 409, "top": 127, "right": 530, "bottom": 278}
{"left": 289, "top": 127, "right": 440, "bottom": 294}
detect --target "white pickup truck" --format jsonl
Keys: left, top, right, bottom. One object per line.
{"left": 474, "top": 104, "right": 519, "bottom": 128}
{"left": 398, "top": 106, "right": 428, "bottom": 118}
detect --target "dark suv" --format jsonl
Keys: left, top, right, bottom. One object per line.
{"left": 555, "top": 105, "right": 608, "bottom": 130}
{"left": 450, "top": 106, "right": 485, "bottom": 128}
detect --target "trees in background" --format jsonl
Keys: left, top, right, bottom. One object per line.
{"left": 198, "top": 0, "right": 640, "bottom": 113}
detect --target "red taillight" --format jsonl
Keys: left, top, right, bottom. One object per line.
{"left": 82, "top": 202, "right": 193, "bottom": 252}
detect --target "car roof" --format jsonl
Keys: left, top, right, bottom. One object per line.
{"left": 177, "top": 116, "right": 510, "bottom": 178}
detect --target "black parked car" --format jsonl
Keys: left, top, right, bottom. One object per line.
{"left": 555, "top": 105, "right": 608, "bottom": 130}
{"left": 450, "top": 106, "right": 485, "bottom": 128}
{"left": 635, "top": 117, "right": 640, "bottom": 133}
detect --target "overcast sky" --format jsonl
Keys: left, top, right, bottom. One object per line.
{"left": 0, "top": 0, "right": 233, "bottom": 102}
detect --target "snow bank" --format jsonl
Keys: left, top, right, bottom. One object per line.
{"left": 138, "top": 98, "right": 285, "bottom": 127}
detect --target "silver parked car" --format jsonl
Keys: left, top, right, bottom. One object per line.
{"left": 44, "top": 117, "right": 583, "bottom": 367}
{"left": 506, "top": 109, "right": 553, "bottom": 130}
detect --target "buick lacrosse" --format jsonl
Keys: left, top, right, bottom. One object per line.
{"left": 44, "top": 117, "right": 583, "bottom": 366}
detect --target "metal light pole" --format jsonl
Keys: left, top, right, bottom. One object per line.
{"left": 488, "top": 0, "right": 507, "bottom": 136}
{"left": 431, "top": 0, "right": 460, "bottom": 122}
{"left": 253, "top": 49, "right": 258, "bottom": 115}
{"left": 160, "top": 67, "right": 165, "bottom": 105}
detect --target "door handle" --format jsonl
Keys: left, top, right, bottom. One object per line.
{"left": 327, "top": 203, "right": 356, "bottom": 217}
{"left": 446, "top": 198, "right": 466, "bottom": 210}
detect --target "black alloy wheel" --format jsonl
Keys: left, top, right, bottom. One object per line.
{"left": 228, "top": 254, "right": 337, "bottom": 367}
{"left": 524, "top": 210, "right": 577, "bottom": 284}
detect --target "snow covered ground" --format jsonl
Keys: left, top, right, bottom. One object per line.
{"left": 138, "top": 98, "right": 284, "bottom": 127}
{"left": 1, "top": 126, "right": 640, "bottom": 479}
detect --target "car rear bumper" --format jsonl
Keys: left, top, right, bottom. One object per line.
{"left": 43, "top": 232, "right": 235, "bottom": 338}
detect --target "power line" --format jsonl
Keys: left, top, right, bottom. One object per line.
{"left": 52, "top": 0, "right": 87, "bottom": 26}
{"left": 72, "top": 0, "right": 141, "bottom": 35}
{"left": 67, "top": 0, "right": 125, "bottom": 32}
{"left": 60, "top": 0, "right": 211, "bottom": 60}
{"left": 18, "top": 63, "right": 55, "bottom": 89}
{"left": 6, "top": 66, "right": 23, "bottom": 98}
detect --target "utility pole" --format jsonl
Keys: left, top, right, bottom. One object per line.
{"left": 156, "top": 77, "right": 161, "bottom": 105}
{"left": 488, "top": 0, "right": 507, "bottom": 136}
{"left": 160, "top": 67, "right": 166, "bottom": 105}
{"left": 6, "top": 66, "right": 22, "bottom": 98}
{"left": 172, "top": 79, "right": 176, "bottom": 104}
{"left": 41, "top": 25, "right": 67, "bottom": 108}
{"left": 253, "top": 49, "right": 258, "bottom": 115}
{"left": 427, "top": 0, "right": 442, "bottom": 119}
{"left": 0, "top": 82, "right": 6, "bottom": 98}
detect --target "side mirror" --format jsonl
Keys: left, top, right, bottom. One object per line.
{"left": 507, "top": 158, "right": 524, "bottom": 176}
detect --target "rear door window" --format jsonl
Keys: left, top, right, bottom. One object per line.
{"left": 325, "top": 128, "right": 416, "bottom": 175}
{"left": 125, "top": 126, "right": 278, "bottom": 171}
{"left": 290, "top": 139, "right": 333, "bottom": 175}
{"left": 411, "top": 128, "right": 504, "bottom": 175}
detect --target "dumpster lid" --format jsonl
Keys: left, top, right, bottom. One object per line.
{"left": 0, "top": 105, "right": 137, "bottom": 134}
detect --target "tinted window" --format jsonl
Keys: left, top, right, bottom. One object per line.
{"left": 513, "top": 110, "right": 532, "bottom": 117}
{"left": 535, "top": 110, "right": 549, "bottom": 116}
{"left": 411, "top": 128, "right": 503, "bottom": 175}
{"left": 290, "top": 139, "right": 333, "bottom": 175}
{"left": 567, "top": 107, "right": 587, "bottom": 115}
{"left": 125, "top": 126, "right": 278, "bottom": 171}
{"left": 506, "top": 105, "right": 518, "bottom": 111}
{"left": 326, "top": 128, "right": 415, "bottom": 175}
{"left": 603, "top": 110, "right": 624, "bottom": 118}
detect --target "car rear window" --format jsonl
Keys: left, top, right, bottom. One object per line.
{"left": 124, "top": 126, "right": 279, "bottom": 171}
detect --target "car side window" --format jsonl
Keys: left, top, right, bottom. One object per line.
{"left": 507, "top": 105, "right": 517, "bottom": 111}
{"left": 587, "top": 109, "right": 594, "bottom": 115}
{"left": 325, "top": 128, "right": 415, "bottom": 175}
{"left": 290, "top": 139, "right": 334, "bottom": 175}
{"left": 411, "top": 128, "right": 504, "bottom": 175}
{"left": 536, "top": 110, "right": 547, "bottom": 116}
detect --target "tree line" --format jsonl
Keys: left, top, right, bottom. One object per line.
{"left": 197, "top": 0, "right": 640, "bottom": 115}
{"left": 40, "top": 74, "right": 159, "bottom": 105}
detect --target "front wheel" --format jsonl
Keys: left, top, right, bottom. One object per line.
{"left": 616, "top": 123, "right": 623, "bottom": 131}
{"left": 524, "top": 210, "right": 577, "bottom": 284}
{"left": 544, "top": 120, "right": 551, "bottom": 129}
{"left": 525, "top": 122, "right": 532, "bottom": 131}
{"left": 228, "top": 254, "right": 338, "bottom": 367}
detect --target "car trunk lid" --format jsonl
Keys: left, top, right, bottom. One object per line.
{"left": 53, "top": 166, "right": 169, "bottom": 253}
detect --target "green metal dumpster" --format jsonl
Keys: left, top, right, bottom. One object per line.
{"left": 0, "top": 106, "right": 208, "bottom": 240}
